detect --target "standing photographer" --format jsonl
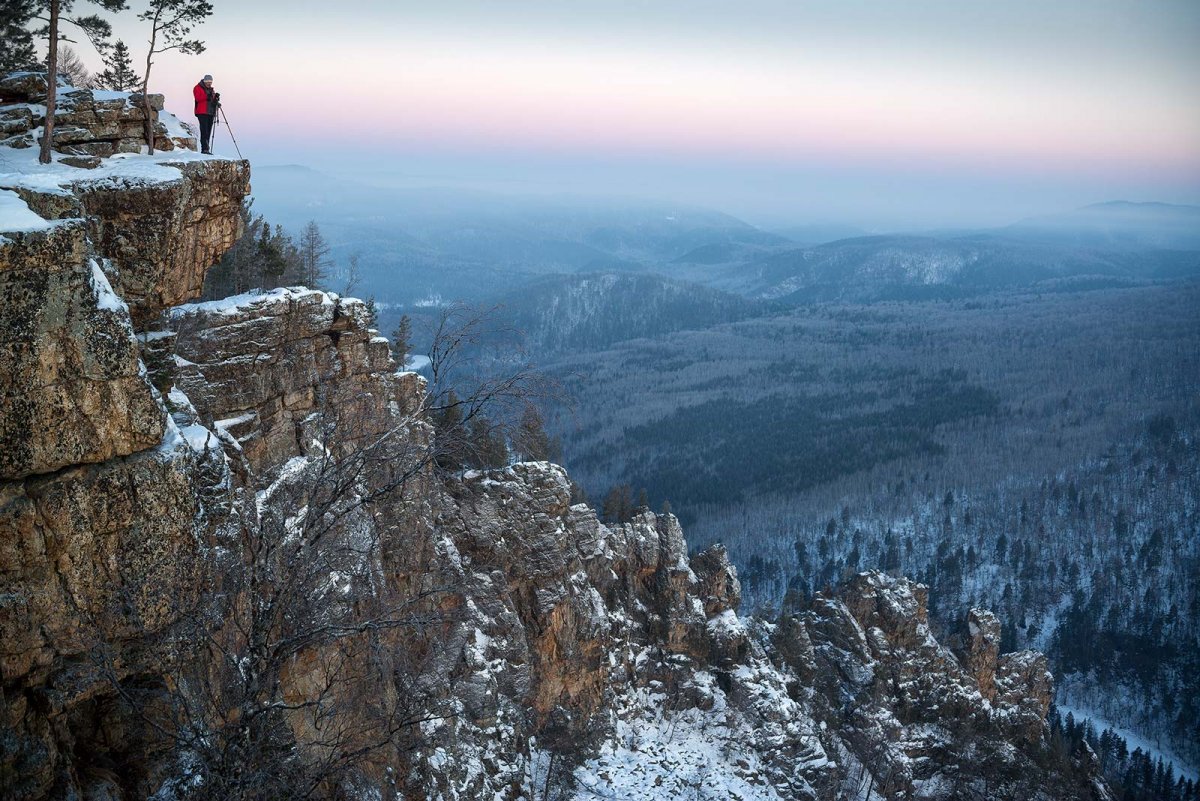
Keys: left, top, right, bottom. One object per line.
{"left": 193, "top": 74, "right": 219, "bottom": 154}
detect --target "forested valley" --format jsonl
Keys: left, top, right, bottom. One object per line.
{"left": 537, "top": 281, "right": 1200, "bottom": 789}
{"left": 244, "top": 165, "right": 1200, "bottom": 792}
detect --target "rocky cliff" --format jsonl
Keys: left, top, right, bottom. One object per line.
{"left": 0, "top": 78, "right": 1110, "bottom": 801}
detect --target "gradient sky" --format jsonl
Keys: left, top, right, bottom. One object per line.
{"left": 94, "top": 0, "right": 1200, "bottom": 229}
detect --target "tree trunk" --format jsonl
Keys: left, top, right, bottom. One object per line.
{"left": 142, "top": 14, "right": 158, "bottom": 154}
{"left": 39, "top": 0, "right": 59, "bottom": 164}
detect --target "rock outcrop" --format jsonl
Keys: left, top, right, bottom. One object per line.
{"left": 1, "top": 80, "right": 249, "bottom": 476}
{"left": 169, "top": 288, "right": 421, "bottom": 479}
{"left": 4, "top": 160, "right": 250, "bottom": 328}
{"left": 0, "top": 73, "right": 195, "bottom": 156}
{"left": 0, "top": 74, "right": 1110, "bottom": 801}
{"left": 1, "top": 78, "right": 252, "bottom": 799}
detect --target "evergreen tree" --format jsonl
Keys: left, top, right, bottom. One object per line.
{"left": 32, "top": 0, "right": 127, "bottom": 164}
{"left": 512, "top": 402, "right": 559, "bottom": 462}
{"left": 137, "top": 0, "right": 211, "bottom": 153}
{"left": 202, "top": 204, "right": 305, "bottom": 299}
{"left": 363, "top": 297, "right": 378, "bottom": 329}
{"left": 602, "top": 484, "right": 635, "bottom": 525}
{"left": 93, "top": 37, "right": 138, "bottom": 89}
{"left": 256, "top": 222, "right": 289, "bottom": 290}
{"left": 1, "top": 1, "right": 38, "bottom": 73}
{"left": 390, "top": 314, "right": 412, "bottom": 366}
{"left": 432, "top": 389, "right": 465, "bottom": 471}
{"left": 467, "top": 416, "right": 508, "bottom": 469}
{"left": 277, "top": 224, "right": 305, "bottom": 285}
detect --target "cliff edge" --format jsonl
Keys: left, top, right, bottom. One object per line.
{"left": 0, "top": 75, "right": 1110, "bottom": 801}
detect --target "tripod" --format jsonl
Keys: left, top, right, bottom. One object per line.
{"left": 207, "top": 104, "right": 245, "bottom": 160}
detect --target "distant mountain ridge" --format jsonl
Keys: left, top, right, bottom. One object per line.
{"left": 670, "top": 223, "right": 1200, "bottom": 303}
{"left": 493, "top": 271, "right": 770, "bottom": 356}
{"left": 250, "top": 165, "right": 790, "bottom": 303}
{"left": 1007, "top": 200, "right": 1200, "bottom": 250}
{"left": 251, "top": 166, "right": 1200, "bottom": 307}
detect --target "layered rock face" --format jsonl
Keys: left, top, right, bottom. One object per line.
{"left": 0, "top": 77, "right": 1109, "bottom": 801}
{"left": 1, "top": 97, "right": 249, "bottom": 479}
{"left": 5, "top": 161, "right": 250, "bottom": 328}
{"left": 0, "top": 81, "right": 253, "bottom": 798}
{"left": 0, "top": 224, "right": 164, "bottom": 479}
{"left": 168, "top": 288, "right": 423, "bottom": 479}
{"left": 0, "top": 72, "right": 195, "bottom": 158}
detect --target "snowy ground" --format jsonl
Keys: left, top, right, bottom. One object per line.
{"left": 567, "top": 678, "right": 786, "bottom": 801}
{"left": 0, "top": 128, "right": 228, "bottom": 203}
{"left": 405, "top": 355, "right": 431, "bottom": 372}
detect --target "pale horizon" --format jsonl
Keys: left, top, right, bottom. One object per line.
{"left": 68, "top": 0, "right": 1200, "bottom": 229}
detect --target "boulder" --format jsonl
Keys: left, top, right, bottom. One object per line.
{"left": 0, "top": 107, "right": 33, "bottom": 136}
{"left": 59, "top": 155, "right": 101, "bottom": 169}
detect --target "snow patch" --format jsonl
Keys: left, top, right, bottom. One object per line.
{"left": 89, "top": 259, "right": 128, "bottom": 312}
{"left": 0, "top": 189, "right": 54, "bottom": 234}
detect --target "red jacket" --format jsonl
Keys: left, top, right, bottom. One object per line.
{"left": 194, "top": 83, "right": 215, "bottom": 116}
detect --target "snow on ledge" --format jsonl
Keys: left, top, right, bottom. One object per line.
{"left": 170, "top": 286, "right": 332, "bottom": 318}
{"left": 0, "top": 137, "right": 241, "bottom": 212}
{"left": 0, "top": 189, "right": 54, "bottom": 235}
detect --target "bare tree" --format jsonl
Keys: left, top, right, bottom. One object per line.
{"left": 137, "top": 0, "right": 211, "bottom": 154}
{"left": 50, "top": 41, "right": 91, "bottom": 86}
{"left": 425, "top": 302, "right": 561, "bottom": 472}
{"left": 298, "top": 220, "right": 331, "bottom": 289}
{"left": 340, "top": 252, "right": 361, "bottom": 296}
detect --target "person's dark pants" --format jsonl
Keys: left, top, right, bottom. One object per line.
{"left": 197, "top": 114, "right": 214, "bottom": 153}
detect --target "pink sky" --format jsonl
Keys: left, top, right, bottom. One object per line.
{"left": 91, "top": 0, "right": 1200, "bottom": 226}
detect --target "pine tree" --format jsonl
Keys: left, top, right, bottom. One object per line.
{"left": 277, "top": 224, "right": 306, "bottom": 285}
{"left": 467, "top": 416, "right": 508, "bottom": 469}
{"left": 432, "top": 389, "right": 465, "bottom": 471}
{"left": 93, "top": 38, "right": 138, "bottom": 89}
{"left": 513, "top": 403, "right": 559, "bottom": 462}
{"left": 363, "top": 297, "right": 378, "bottom": 329}
{"left": 602, "top": 484, "right": 634, "bottom": 525}
{"left": 137, "top": 0, "right": 212, "bottom": 154}
{"left": 33, "top": 0, "right": 127, "bottom": 164}
{"left": 1, "top": 1, "right": 38, "bottom": 73}
{"left": 256, "top": 222, "right": 289, "bottom": 290}
{"left": 390, "top": 314, "right": 411, "bottom": 366}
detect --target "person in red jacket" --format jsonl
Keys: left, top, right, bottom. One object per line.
{"left": 193, "top": 74, "right": 219, "bottom": 154}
